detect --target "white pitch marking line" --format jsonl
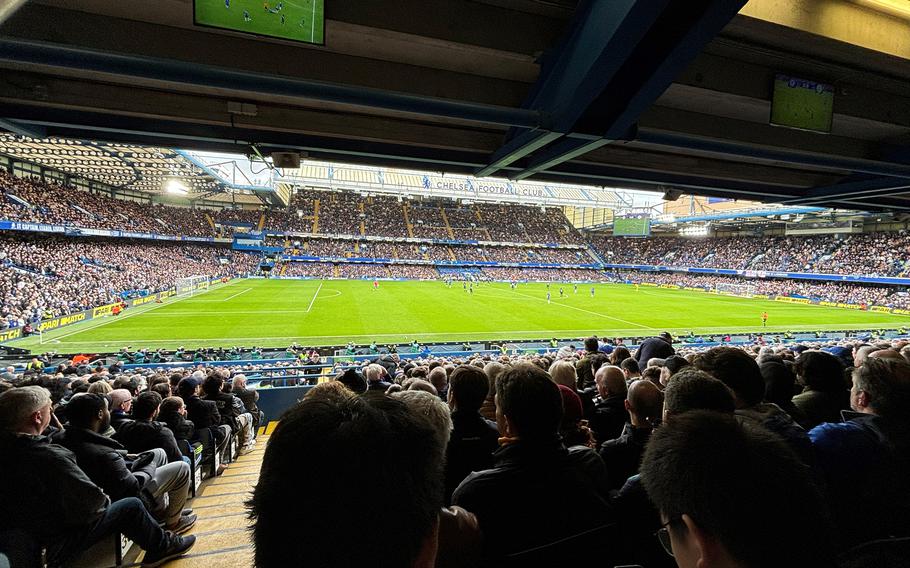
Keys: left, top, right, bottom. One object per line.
{"left": 493, "top": 288, "right": 654, "bottom": 330}
{"left": 222, "top": 288, "right": 253, "bottom": 302}
{"left": 305, "top": 281, "right": 323, "bottom": 313}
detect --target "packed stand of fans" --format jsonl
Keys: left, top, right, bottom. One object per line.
{"left": 280, "top": 261, "right": 335, "bottom": 278}
{"left": 0, "top": 236, "right": 258, "bottom": 328}
{"left": 613, "top": 270, "right": 910, "bottom": 309}
{"left": 592, "top": 233, "right": 910, "bottom": 276}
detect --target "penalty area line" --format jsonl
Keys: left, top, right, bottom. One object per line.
{"left": 222, "top": 288, "right": 252, "bottom": 302}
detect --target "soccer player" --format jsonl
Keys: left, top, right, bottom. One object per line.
{"left": 225, "top": 0, "right": 230, "bottom": 7}
{"left": 590, "top": 286, "right": 595, "bottom": 297}
{"left": 463, "top": 281, "right": 467, "bottom": 292}
{"left": 546, "top": 291, "right": 551, "bottom": 304}
{"left": 263, "top": 1, "right": 269, "bottom": 11}
{"left": 559, "top": 287, "right": 564, "bottom": 298}
{"left": 573, "top": 283, "right": 578, "bottom": 294}
{"left": 634, "top": 283, "right": 640, "bottom": 292}
{"left": 280, "top": 14, "right": 285, "bottom": 24}
{"left": 761, "top": 311, "right": 768, "bottom": 327}
{"left": 243, "top": 9, "right": 252, "bottom": 21}
{"left": 469, "top": 283, "right": 474, "bottom": 295}
{"left": 373, "top": 279, "right": 379, "bottom": 291}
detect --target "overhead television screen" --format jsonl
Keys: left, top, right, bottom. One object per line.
{"left": 770, "top": 74, "right": 834, "bottom": 133}
{"left": 613, "top": 217, "right": 651, "bottom": 237}
{"left": 195, "top": 0, "right": 325, "bottom": 45}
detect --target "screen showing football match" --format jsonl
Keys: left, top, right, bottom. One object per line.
{"left": 770, "top": 74, "right": 834, "bottom": 133}
{"left": 613, "top": 217, "right": 651, "bottom": 237}
{"left": 195, "top": 0, "right": 325, "bottom": 45}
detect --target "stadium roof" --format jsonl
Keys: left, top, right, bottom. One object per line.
{"left": 2, "top": 1, "right": 910, "bottom": 211}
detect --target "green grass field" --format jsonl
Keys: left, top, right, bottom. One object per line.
{"left": 195, "top": 0, "right": 324, "bottom": 44}
{"left": 12, "top": 279, "right": 910, "bottom": 353}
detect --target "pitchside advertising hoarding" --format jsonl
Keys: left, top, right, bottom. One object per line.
{"left": 0, "top": 288, "right": 180, "bottom": 343}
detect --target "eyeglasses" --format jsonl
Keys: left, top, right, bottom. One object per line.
{"left": 655, "top": 517, "right": 682, "bottom": 557}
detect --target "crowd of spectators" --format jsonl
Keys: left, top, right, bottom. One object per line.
{"left": 613, "top": 270, "right": 910, "bottom": 309}
{"left": 280, "top": 262, "right": 335, "bottom": 279}
{"left": 592, "top": 232, "right": 910, "bottom": 277}
{"left": 0, "top": 236, "right": 258, "bottom": 327}
{"left": 9, "top": 333, "right": 902, "bottom": 566}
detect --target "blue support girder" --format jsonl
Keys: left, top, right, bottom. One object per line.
{"left": 780, "top": 178, "right": 910, "bottom": 205}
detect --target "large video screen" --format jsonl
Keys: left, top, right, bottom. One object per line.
{"left": 195, "top": 0, "right": 325, "bottom": 45}
{"left": 613, "top": 217, "right": 651, "bottom": 237}
{"left": 770, "top": 74, "right": 834, "bottom": 133}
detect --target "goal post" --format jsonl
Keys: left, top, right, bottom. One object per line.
{"left": 715, "top": 282, "right": 757, "bottom": 298}
{"left": 175, "top": 275, "right": 210, "bottom": 298}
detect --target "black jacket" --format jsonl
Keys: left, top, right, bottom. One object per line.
{"left": 589, "top": 395, "right": 629, "bottom": 445}
{"left": 114, "top": 419, "right": 183, "bottom": 463}
{"left": 233, "top": 386, "right": 260, "bottom": 417}
{"left": 159, "top": 410, "right": 196, "bottom": 443}
{"left": 0, "top": 432, "right": 109, "bottom": 560}
{"left": 452, "top": 436, "right": 613, "bottom": 558}
{"left": 203, "top": 392, "right": 246, "bottom": 430}
{"left": 444, "top": 410, "right": 499, "bottom": 505}
{"left": 110, "top": 409, "right": 132, "bottom": 432}
{"left": 53, "top": 427, "right": 154, "bottom": 503}
{"left": 183, "top": 394, "right": 221, "bottom": 430}
{"left": 634, "top": 337, "right": 674, "bottom": 364}
{"left": 598, "top": 422, "right": 653, "bottom": 490}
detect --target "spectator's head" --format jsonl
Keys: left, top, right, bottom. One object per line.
{"left": 427, "top": 367, "right": 447, "bottom": 393}
{"left": 620, "top": 357, "right": 640, "bottom": 380}
{"left": 133, "top": 391, "right": 162, "bottom": 421}
{"left": 853, "top": 344, "right": 877, "bottom": 368}
{"left": 547, "top": 360, "right": 577, "bottom": 390}
{"left": 496, "top": 363, "right": 562, "bottom": 441}
{"left": 584, "top": 336, "right": 599, "bottom": 353}
{"left": 557, "top": 384, "right": 595, "bottom": 448}
{"left": 447, "top": 365, "right": 489, "bottom": 413}
{"left": 65, "top": 393, "right": 110, "bottom": 433}
{"left": 109, "top": 389, "right": 132, "bottom": 413}
{"left": 663, "top": 368, "right": 735, "bottom": 421}
{"left": 390, "top": 389, "right": 452, "bottom": 449}
{"left": 202, "top": 375, "right": 224, "bottom": 397}
{"left": 88, "top": 380, "right": 113, "bottom": 395}
{"left": 851, "top": 357, "right": 910, "bottom": 420}
{"left": 404, "top": 379, "right": 438, "bottom": 396}
{"left": 640, "top": 411, "right": 834, "bottom": 568}
{"left": 0, "top": 385, "right": 52, "bottom": 435}
{"left": 233, "top": 374, "right": 247, "bottom": 389}
{"left": 160, "top": 396, "right": 186, "bottom": 417}
{"left": 795, "top": 351, "right": 846, "bottom": 393}
{"left": 176, "top": 377, "right": 200, "bottom": 399}
{"left": 594, "top": 365, "right": 627, "bottom": 399}
{"left": 150, "top": 382, "right": 171, "bottom": 398}
{"left": 642, "top": 365, "right": 662, "bottom": 388}
{"left": 337, "top": 368, "right": 367, "bottom": 394}
{"left": 660, "top": 355, "right": 691, "bottom": 386}
{"left": 760, "top": 360, "right": 796, "bottom": 406}
{"left": 610, "top": 346, "right": 632, "bottom": 366}
{"left": 625, "top": 379, "right": 662, "bottom": 428}
{"left": 249, "top": 392, "right": 445, "bottom": 568}
{"left": 692, "top": 347, "right": 764, "bottom": 408}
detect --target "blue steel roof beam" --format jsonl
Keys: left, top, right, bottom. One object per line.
{"left": 636, "top": 131, "right": 910, "bottom": 180}
{"left": 474, "top": 0, "right": 672, "bottom": 178}
{"left": 0, "top": 118, "right": 45, "bottom": 139}
{"left": 513, "top": 0, "right": 748, "bottom": 181}
{"left": 0, "top": 38, "right": 543, "bottom": 129}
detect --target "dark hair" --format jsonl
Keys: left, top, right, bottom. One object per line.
{"left": 760, "top": 360, "right": 796, "bottom": 405}
{"left": 610, "top": 346, "right": 631, "bottom": 366}
{"left": 640, "top": 411, "right": 834, "bottom": 567}
{"left": 795, "top": 351, "right": 845, "bottom": 393}
{"left": 449, "top": 365, "right": 489, "bottom": 412}
{"left": 584, "top": 336, "right": 599, "bottom": 352}
{"left": 853, "top": 358, "right": 910, "bottom": 420}
{"left": 496, "top": 364, "right": 562, "bottom": 439}
{"left": 150, "top": 382, "right": 171, "bottom": 399}
{"left": 641, "top": 366, "right": 662, "bottom": 385}
{"left": 113, "top": 377, "right": 139, "bottom": 394}
{"left": 133, "top": 391, "right": 163, "bottom": 420}
{"left": 620, "top": 357, "right": 640, "bottom": 375}
{"left": 65, "top": 394, "right": 108, "bottom": 429}
{"left": 664, "top": 368, "right": 735, "bottom": 415}
{"left": 176, "top": 378, "right": 198, "bottom": 399}
{"left": 588, "top": 353, "right": 609, "bottom": 374}
{"left": 202, "top": 375, "right": 224, "bottom": 397}
{"left": 168, "top": 373, "right": 184, "bottom": 389}
{"left": 160, "top": 396, "right": 184, "bottom": 415}
{"left": 248, "top": 392, "right": 444, "bottom": 567}
{"left": 337, "top": 368, "right": 367, "bottom": 394}
{"left": 692, "top": 347, "right": 764, "bottom": 406}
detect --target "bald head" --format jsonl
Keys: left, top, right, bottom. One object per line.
{"left": 595, "top": 365, "right": 627, "bottom": 398}
{"left": 869, "top": 349, "right": 903, "bottom": 362}
{"left": 626, "top": 379, "right": 662, "bottom": 427}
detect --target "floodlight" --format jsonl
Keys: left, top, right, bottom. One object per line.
{"left": 166, "top": 179, "right": 189, "bottom": 195}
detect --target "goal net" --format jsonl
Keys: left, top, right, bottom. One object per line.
{"left": 175, "top": 275, "right": 210, "bottom": 298}
{"left": 715, "top": 282, "right": 757, "bottom": 298}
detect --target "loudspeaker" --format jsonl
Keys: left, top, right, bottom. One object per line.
{"left": 271, "top": 152, "right": 301, "bottom": 169}
{"left": 663, "top": 188, "right": 683, "bottom": 201}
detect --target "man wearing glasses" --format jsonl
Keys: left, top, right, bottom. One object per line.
{"left": 639, "top": 410, "right": 836, "bottom": 568}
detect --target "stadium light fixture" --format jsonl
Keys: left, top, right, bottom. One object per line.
{"left": 166, "top": 179, "right": 189, "bottom": 195}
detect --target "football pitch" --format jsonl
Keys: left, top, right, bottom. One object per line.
{"left": 13, "top": 279, "right": 910, "bottom": 354}
{"left": 195, "top": 0, "right": 324, "bottom": 44}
